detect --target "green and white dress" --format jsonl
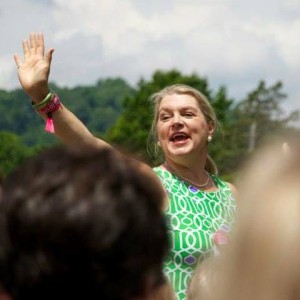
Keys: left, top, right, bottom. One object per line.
{"left": 153, "top": 166, "right": 236, "bottom": 300}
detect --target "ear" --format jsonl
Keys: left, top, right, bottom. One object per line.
{"left": 207, "top": 121, "right": 215, "bottom": 136}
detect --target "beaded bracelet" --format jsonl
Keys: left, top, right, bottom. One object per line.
{"left": 32, "top": 92, "right": 62, "bottom": 133}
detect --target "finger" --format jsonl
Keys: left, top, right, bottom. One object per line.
{"left": 13, "top": 54, "right": 22, "bottom": 69}
{"left": 29, "top": 32, "right": 37, "bottom": 54}
{"left": 45, "top": 48, "right": 55, "bottom": 65}
{"left": 22, "top": 39, "right": 30, "bottom": 58}
{"left": 36, "top": 32, "right": 45, "bottom": 56}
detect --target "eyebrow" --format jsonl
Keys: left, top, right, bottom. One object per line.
{"left": 159, "top": 106, "right": 198, "bottom": 112}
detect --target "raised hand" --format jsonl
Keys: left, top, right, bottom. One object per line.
{"left": 14, "top": 32, "right": 54, "bottom": 103}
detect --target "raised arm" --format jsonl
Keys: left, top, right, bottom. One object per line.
{"left": 14, "top": 32, "right": 110, "bottom": 150}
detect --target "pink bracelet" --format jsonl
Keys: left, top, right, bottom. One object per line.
{"left": 37, "top": 94, "right": 61, "bottom": 133}
{"left": 37, "top": 94, "right": 61, "bottom": 114}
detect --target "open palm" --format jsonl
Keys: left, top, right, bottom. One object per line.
{"left": 14, "top": 33, "right": 54, "bottom": 101}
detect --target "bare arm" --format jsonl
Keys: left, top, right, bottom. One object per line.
{"left": 51, "top": 104, "right": 110, "bottom": 150}
{"left": 14, "top": 32, "right": 109, "bottom": 150}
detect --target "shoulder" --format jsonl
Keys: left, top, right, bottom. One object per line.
{"left": 153, "top": 165, "right": 163, "bottom": 175}
{"left": 153, "top": 165, "right": 170, "bottom": 181}
{"left": 152, "top": 166, "right": 171, "bottom": 211}
{"left": 211, "top": 175, "right": 238, "bottom": 200}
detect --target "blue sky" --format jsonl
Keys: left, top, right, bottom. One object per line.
{"left": 1, "top": 0, "right": 299, "bottom": 115}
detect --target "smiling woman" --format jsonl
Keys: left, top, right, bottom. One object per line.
{"left": 14, "top": 33, "right": 237, "bottom": 300}
{"left": 150, "top": 85, "right": 237, "bottom": 299}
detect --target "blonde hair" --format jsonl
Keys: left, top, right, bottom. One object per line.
{"left": 148, "top": 84, "right": 218, "bottom": 174}
{"left": 209, "top": 135, "right": 300, "bottom": 300}
{"left": 186, "top": 254, "right": 219, "bottom": 300}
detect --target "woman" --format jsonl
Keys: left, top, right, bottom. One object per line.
{"left": 149, "top": 85, "right": 237, "bottom": 299}
{"left": 14, "top": 33, "right": 237, "bottom": 300}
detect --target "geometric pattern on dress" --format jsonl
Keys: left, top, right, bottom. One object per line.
{"left": 153, "top": 167, "right": 236, "bottom": 300}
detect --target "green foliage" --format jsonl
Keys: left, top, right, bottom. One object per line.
{"left": 227, "top": 80, "right": 299, "bottom": 172}
{"left": 51, "top": 78, "right": 134, "bottom": 134}
{"left": 236, "top": 80, "right": 289, "bottom": 140}
{"left": 0, "top": 131, "right": 35, "bottom": 176}
{"left": 207, "top": 86, "right": 236, "bottom": 174}
{"left": 0, "top": 78, "right": 133, "bottom": 147}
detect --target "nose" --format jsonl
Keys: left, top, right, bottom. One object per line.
{"left": 172, "top": 114, "right": 183, "bottom": 128}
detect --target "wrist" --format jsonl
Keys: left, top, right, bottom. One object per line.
{"left": 31, "top": 92, "right": 62, "bottom": 134}
{"left": 28, "top": 86, "right": 50, "bottom": 104}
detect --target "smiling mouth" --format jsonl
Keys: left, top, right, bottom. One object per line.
{"left": 170, "top": 132, "right": 190, "bottom": 143}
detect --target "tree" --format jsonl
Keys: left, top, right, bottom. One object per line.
{"left": 0, "top": 78, "right": 134, "bottom": 148}
{"left": 227, "top": 80, "right": 299, "bottom": 172}
{"left": 208, "top": 86, "right": 236, "bottom": 175}
{"left": 0, "top": 131, "right": 34, "bottom": 175}
{"left": 56, "top": 78, "right": 134, "bottom": 134}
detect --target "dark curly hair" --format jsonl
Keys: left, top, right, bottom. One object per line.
{"left": 0, "top": 146, "right": 169, "bottom": 300}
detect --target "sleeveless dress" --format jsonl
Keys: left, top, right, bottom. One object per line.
{"left": 153, "top": 166, "right": 236, "bottom": 300}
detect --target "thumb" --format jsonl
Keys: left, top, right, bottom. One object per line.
{"left": 13, "top": 53, "right": 21, "bottom": 69}
{"left": 45, "top": 48, "right": 55, "bottom": 65}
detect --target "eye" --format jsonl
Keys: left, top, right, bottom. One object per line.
{"left": 160, "top": 114, "right": 171, "bottom": 121}
{"left": 183, "top": 112, "right": 194, "bottom": 118}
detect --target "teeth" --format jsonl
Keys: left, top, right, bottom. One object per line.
{"left": 170, "top": 132, "right": 188, "bottom": 141}
{"left": 173, "top": 133, "right": 186, "bottom": 138}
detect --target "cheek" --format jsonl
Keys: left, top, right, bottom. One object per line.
{"left": 157, "top": 123, "right": 168, "bottom": 140}
{"left": 192, "top": 120, "right": 209, "bottom": 133}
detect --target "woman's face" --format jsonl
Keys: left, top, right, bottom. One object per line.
{"left": 156, "top": 93, "right": 214, "bottom": 162}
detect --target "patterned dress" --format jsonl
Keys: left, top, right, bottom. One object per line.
{"left": 153, "top": 166, "right": 236, "bottom": 300}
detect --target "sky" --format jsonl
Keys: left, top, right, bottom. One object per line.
{"left": 1, "top": 0, "right": 299, "bottom": 116}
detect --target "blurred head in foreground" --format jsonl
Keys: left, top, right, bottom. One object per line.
{"left": 207, "top": 135, "right": 300, "bottom": 300}
{"left": 0, "top": 146, "right": 169, "bottom": 300}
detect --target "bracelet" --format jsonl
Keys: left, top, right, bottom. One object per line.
{"left": 32, "top": 91, "right": 53, "bottom": 110}
{"left": 35, "top": 93, "right": 62, "bottom": 134}
{"left": 37, "top": 94, "right": 61, "bottom": 115}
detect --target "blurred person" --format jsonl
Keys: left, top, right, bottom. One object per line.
{"left": 14, "top": 32, "right": 237, "bottom": 299}
{"left": 203, "top": 135, "right": 300, "bottom": 300}
{"left": 0, "top": 145, "right": 169, "bottom": 300}
{"left": 186, "top": 254, "right": 218, "bottom": 300}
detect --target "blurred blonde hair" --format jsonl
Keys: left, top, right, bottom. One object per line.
{"left": 148, "top": 84, "right": 218, "bottom": 174}
{"left": 186, "top": 254, "right": 219, "bottom": 300}
{"left": 209, "top": 135, "right": 300, "bottom": 300}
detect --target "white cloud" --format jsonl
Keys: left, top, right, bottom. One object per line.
{"left": 0, "top": 0, "right": 299, "bottom": 113}
{"left": 0, "top": 55, "right": 18, "bottom": 88}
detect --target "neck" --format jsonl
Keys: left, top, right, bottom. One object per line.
{"left": 165, "top": 159, "right": 206, "bottom": 178}
{"left": 164, "top": 160, "right": 210, "bottom": 189}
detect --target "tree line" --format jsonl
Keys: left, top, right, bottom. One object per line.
{"left": 0, "top": 69, "right": 298, "bottom": 179}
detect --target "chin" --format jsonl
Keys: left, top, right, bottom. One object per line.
{"left": 168, "top": 148, "right": 192, "bottom": 157}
